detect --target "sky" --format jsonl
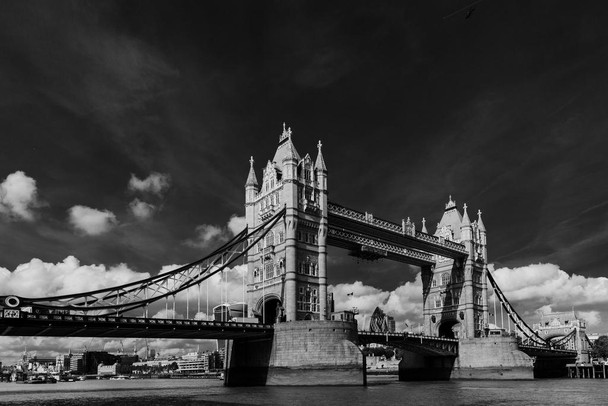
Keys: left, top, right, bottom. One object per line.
{"left": 1, "top": 0, "right": 608, "bottom": 362}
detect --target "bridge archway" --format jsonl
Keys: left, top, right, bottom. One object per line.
{"left": 438, "top": 320, "right": 461, "bottom": 339}
{"left": 255, "top": 294, "right": 283, "bottom": 324}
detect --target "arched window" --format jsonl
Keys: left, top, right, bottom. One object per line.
{"left": 432, "top": 278, "right": 437, "bottom": 288}
{"left": 441, "top": 273, "right": 450, "bottom": 286}
{"left": 265, "top": 231, "right": 274, "bottom": 247}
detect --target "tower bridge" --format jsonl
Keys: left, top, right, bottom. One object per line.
{"left": 0, "top": 124, "right": 587, "bottom": 384}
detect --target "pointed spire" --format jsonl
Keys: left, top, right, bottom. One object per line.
{"left": 445, "top": 195, "right": 456, "bottom": 211}
{"left": 421, "top": 217, "right": 428, "bottom": 233}
{"left": 245, "top": 156, "right": 258, "bottom": 187}
{"left": 273, "top": 123, "right": 300, "bottom": 163}
{"left": 477, "top": 209, "right": 486, "bottom": 231}
{"left": 461, "top": 203, "right": 471, "bottom": 226}
{"left": 315, "top": 140, "right": 327, "bottom": 171}
{"left": 279, "top": 122, "right": 292, "bottom": 142}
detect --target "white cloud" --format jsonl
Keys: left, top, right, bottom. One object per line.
{"left": 330, "top": 275, "right": 424, "bottom": 332}
{"left": 186, "top": 215, "right": 246, "bottom": 249}
{"left": 227, "top": 215, "right": 247, "bottom": 235}
{"left": 68, "top": 205, "right": 118, "bottom": 235}
{"left": 489, "top": 263, "right": 608, "bottom": 330}
{"left": 491, "top": 263, "right": 608, "bottom": 308}
{"left": 129, "top": 198, "right": 155, "bottom": 220}
{"left": 0, "top": 171, "right": 40, "bottom": 221}
{"left": 0, "top": 256, "right": 149, "bottom": 297}
{"left": 128, "top": 172, "right": 170, "bottom": 195}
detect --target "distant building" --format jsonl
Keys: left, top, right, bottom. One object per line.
{"left": 331, "top": 310, "right": 356, "bottom": 323}
{"left": 369, "top": 307, "right": 395, "bottom": 333}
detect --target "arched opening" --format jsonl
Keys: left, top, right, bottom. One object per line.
{"left": 261, "top": 297, "right": 282, "bottom": 325}
{"left": 438, "top": 320, "right": 461, "bottom": 339}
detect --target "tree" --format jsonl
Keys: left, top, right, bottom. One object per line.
{"left": 591, "top": 335, "right": 608, "bottom": 359}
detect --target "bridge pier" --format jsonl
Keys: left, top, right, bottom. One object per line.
{"left": 225, "top": 320, "right": 364, "bottom": 386}
{"left": 398, "top": 352, "right": 455, "bottom": 381}
{"left": 398, "top": 336, "right": 534, "bottom": 381}
{"left": 450, "top": 336, "right": 534, "bottom": 379}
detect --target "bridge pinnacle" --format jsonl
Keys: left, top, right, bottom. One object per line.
{"left": 246, "top": 156, "right": 258, "bottom": 187}
{"left": 315, "top": 139, "right": 327, "bottom": 172}
{"left": 477, "top": 209, "right": 486, "bottom": 231}
{"left": 462, "top": 203, "right": 471, "bottom": 226}
{"left": 421, "top": 217, "right": 428, "bottom": 233}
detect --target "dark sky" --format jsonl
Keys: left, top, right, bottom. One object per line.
{"left": 1, "top": 0, "right": 608, "bottom": 296}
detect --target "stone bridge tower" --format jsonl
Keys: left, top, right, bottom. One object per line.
{"left": 423, "top": 197, "right": 489, "bottom": 339}
{"left": 244, "top": 124, "right": 328, "bottom": 323}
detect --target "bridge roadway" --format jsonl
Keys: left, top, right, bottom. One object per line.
{"left": 357, "top": 331, "right": 458, "bottom": 356}
{"left": 0, "top": 310, "right": 273, "bottom": 340}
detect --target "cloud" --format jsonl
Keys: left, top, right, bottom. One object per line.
{"left": 0, "top": 171, "right": 41, "bottom": 221}
{"left": 227, "top": 215, "right": 247, "bottom": 235}
{"left": 185, "top": 215, "right": 246, "bottom": 249}
{"left": 331, "top": 274, "right": 424, "bottom": 332}
{"left": 129, "top": 198, "right": 156, "bottom": 220}
{"left": 68, "top": 205, "right": 118, "bottom": 235}
{"left": 489, "top": 263, "right": 608, "bottom": 329}
{"left": 0, "top": 256, "right": 149, "bottom": 297}
{"left": 128, "top": 172, "right": 170, "bottom": 196}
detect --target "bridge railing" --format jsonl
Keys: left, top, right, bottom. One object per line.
{"left": 11, "top": 311, "right": 273, "bottom": 330}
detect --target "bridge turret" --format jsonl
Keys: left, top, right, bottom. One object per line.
{"left": 315, "top": 140, "right": 328, "bottom": 319}
{"left": 460, "top": 203, "right": 473, "bottom": 254}
{"left": 476, "top": 210, "right": 487, "bottom": 262}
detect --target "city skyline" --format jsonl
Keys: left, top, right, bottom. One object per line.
{"left": 2, "top": 1, "right": 608, "bottom": 361}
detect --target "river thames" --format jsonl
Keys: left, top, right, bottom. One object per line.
{"left": 0, "top": 377, "right": 607, "bottom": 405}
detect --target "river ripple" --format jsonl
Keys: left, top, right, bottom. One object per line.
{"left": 1, "top": 376, "right": 607, "bottom": 405}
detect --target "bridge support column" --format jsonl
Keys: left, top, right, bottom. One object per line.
{"left": 451, "top": 337, "right": 533, "bottom": 379}
{"left": 226, "top": 320, "right": 364, "bottom": 386}
{"left": 266, "top": 320, "right": 364, "bottom": 385}
{"left": 225, "top": 337, "right": 273, "bottom": 386}
{"left": 398, "top": 351, "right": 455, "bottom": 381}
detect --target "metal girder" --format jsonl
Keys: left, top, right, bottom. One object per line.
{"left": 0, "top": 209, "right": 285, "bottom": 316}
{"left": 358, "top": 331, "right": 458, "bottom": 356}
{"left": 328, "top": 202, "right": 468, "bottom": 259}
{"left": 0, "top": 312, "right": 273, "bottom": 340}
{"left": 327, "top": 227, "right": 434, "bottom": 266}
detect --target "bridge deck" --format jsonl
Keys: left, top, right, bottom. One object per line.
{"left": 0, "top": 311, "right": 273, "bottom": 340}
{"left": 358, "top": 331, "right": 458, "bottom": 356}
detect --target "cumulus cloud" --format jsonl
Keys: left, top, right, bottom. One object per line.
{"left": 128, "top": 172, "right": 170, "bottom": 195}
{"left": 489, "top": 263, "right": 608, "bottom": 329}
{"left": 0, "top": 256, "right": 149, "bottom": 297}
{"left": 227, "top": 215, "right": 247, "bottom": 235}
{"left": 0, "top": 171, "right": 41, "bottom": 221}
{"left": 128, "top": 198, "right": 156, "bottom": 220}
{"left": 331, "top": 274, "right": 424, "bottom": 332}
{"left": 185, "top": 215, "right": 246, "bottom": 249}
{"left": 68, "top": 205, "right": 117, "bottom": 235}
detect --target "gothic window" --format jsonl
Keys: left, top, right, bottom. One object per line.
{"left": 441, "top": 273, "right": 450, "bottom": 286}
{"left": 434, "top": 296, "right": 442, "bottom": 308}
{"left": 278, "top": 231, "right": 284, "bottom": 244}
{"left": 265, "top": 262, "right": 274, "bottom": 279}
{"left": 265, "top": 232, "right": 274, "bottom": 247}
{"left": 432, "top": 278, "right": 437, "bottom": 288}
{"left": 304, "top": 168, "right": 311, "bottom": 181}
{"left": 276, "top": 192, "right": 280, "bottom": 204}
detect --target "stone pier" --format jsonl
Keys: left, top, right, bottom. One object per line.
{"left": 225, "top": 320, "right": 364, "bottom": 386}
{"left": 450, "top": 336, "right": 534, "bottom": 379}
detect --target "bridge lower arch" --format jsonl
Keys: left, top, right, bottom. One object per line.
{"left": 254, "top": 294, "right": 283, "bottom": 325}
{"left": 438, "top": 320, "right": 462, "bottom": 339}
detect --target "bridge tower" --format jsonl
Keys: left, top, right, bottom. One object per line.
{"left": 423, "top": 197, "right": 489, "bottom": 339}
{"left": 244, "top": 124, "right": 328, "bottom": 323}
